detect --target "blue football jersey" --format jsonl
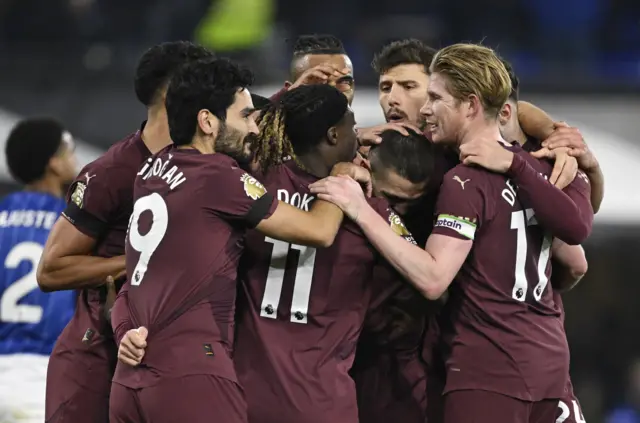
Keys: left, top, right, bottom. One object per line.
{"left": 0, "top": 191, "right": 75, "bottom": 355}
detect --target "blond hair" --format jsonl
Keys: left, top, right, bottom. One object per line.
{"left": 429, "top": 43, "right": 511, "bottom": 118}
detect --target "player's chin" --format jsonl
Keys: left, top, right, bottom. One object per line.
{"left": 430, "top": 130, "right": 446, "bottom": 144}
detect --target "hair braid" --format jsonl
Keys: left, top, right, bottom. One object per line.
{"left": 254, "top": 104, "right": 301, "bottom": 174}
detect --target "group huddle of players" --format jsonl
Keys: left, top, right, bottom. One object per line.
{"left": 14, "top": 34, "right": 604, "bottom": 423}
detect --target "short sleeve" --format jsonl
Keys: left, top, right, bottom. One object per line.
{"left": 431, "top": 169, "right": 485, "bottom": 241}
{"left": 204, "top": 165, "right": 277, "bottom": 228}
{"left": 62, "top": 165, "right": 117, "bottom": 239}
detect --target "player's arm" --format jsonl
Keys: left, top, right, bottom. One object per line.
{"left": 519, "top": 101, "right": 605, "bottom": 213}
{"left": 111, "top": 282, "right": 133, "bottom": 345}
{"left": 257, "top": 163, "right": 375, "bottom": 247}
{"left": 550, "top": 239, "right": 588, "bottom": 292}
{"left": 355, "top": 208, "right": 470, "bottom": 301}
{"left": 37, "top": 173, "right": 126, "bottom": 291}
{"left": 209, "top": 168, "right": 343, "bottom": 248}
{"left": 37, "top": 217, "right": 125, "bottom": 292}
{"left": 506, "top": 153, "right": 592, "bottom": 245}
{"left": 256, "top": 200, "right": 343, "bottom": 248}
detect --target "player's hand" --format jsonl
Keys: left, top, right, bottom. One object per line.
{"left": 537, "top": 122, "right": 600, "bottom": 172}
{"left": 330, "top": 162, "right": 373, "bottom": 197}
{"left": 352, "top": 149, "right": 370, "bottom": 168}
{"left": 530, "top": 146, "right": 578, "bottom": 188}
{"left": 286, "top": 64, "right": 349, "bottom": 91}
{"left": 459, "top": 140, "right": 514, "bottom": 173}
{"left": 118, "top": 327, "right": 148, "bottom": 367}
{"left": 356, "top": 122, "right": 422, "bottom": 146}
{"left": 309, "top": 175, "right": 368, "bottom": 221}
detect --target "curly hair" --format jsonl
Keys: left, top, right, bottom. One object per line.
{"left": 253, "top": 84, "right": 348, "bottom": 174}
{"left": 165, "top": 57, "right": 254, "bottom": 146}
{"left": 134, "top": 41, "right": 215, "bottom": 107}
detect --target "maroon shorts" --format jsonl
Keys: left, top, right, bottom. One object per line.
{"left": 556, "top": 394, "right": 586, "bottom": 423}
{"left": 110, "top": 375, "right": 248, "bottom": 423}
{"left": 443, "top": 390, "right": 558, "bottom": 423}
{"left": 45, "top": 348, "right": 113, "bottom": 423}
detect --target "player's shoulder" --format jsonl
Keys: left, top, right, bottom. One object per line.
{"left": 443, "top": 163, "right": 491, "bottom": 191}
{"left": 175, "top": 151, "right": 269, "bottom": 200}
{"left": 76, "top": 130, "right": 150, "bottom": 186}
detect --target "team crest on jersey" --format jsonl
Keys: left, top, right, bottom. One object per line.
{"left": 388, "top": 211, "right": 416, "bottom": 244}
{"left": 241, "top": 173, "right": 267, "bottom": 200}
{"left": 70, "top": 182, "right": 87, "bottom": 208}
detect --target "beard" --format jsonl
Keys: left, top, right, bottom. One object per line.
{"left": 215, "top": 123, "right": 254, "bottom": 167}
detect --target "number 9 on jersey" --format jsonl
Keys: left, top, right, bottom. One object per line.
{"left": 128, "top": 193, "right": 169, "bottom": 286}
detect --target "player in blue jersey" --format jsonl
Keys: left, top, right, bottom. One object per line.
{"left": 0, "top": 118, "right": 78, "bottom": 423}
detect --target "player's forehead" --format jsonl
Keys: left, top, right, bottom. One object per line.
{"left": 229, "top": 89, "right": 254, "bottom": 112}
{"left": 379, "top": 64, "right": 429, "bottom": 86}
{"left": 374, "top": 167, "right": 425, "bottom": 198}
{"left": 428, "top": 72, "right": 450, "bottom": 96}
{"left": 305, "top": 54, "right": 352, "bottom": 71}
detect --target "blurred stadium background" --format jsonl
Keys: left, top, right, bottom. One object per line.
{"left": 0, "top": 0, "right": 638, "bottom": 421}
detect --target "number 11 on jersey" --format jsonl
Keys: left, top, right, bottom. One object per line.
{"left": 260, "top": 237, "right": 317, "bottom": 324}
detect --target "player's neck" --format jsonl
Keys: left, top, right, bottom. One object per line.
{"left": 142, "top": 106, "right": 172, "bottom": 154}
{"left": 297, "top": 152, "right": 331, "bottom": 178}
{"left": 512, "top": 126, "right": 528, "bottom": 146}
{"left": 24, "top": 178, "right": 63, "bottom": 198}
{"left": 458, "top": 120, "right": 504, "bottom": 146}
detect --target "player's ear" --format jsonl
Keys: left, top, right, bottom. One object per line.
{"left": 197, "top": 110, "right": 218, "bottom": 136}
{"left": 465, "top": 94, "right": 481, "bottom": 118}
{"left": 499, "top": 102, "right": 512, "bottom": 126}
{"left": 326, "top": 126, "right": 338, "bottom": 146}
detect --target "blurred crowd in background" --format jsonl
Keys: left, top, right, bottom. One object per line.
{"left": 0, "top": 0, "right": 638, "bottom": 86}
{"left": 0, "top": 1, "right": 639, "bottom": 422}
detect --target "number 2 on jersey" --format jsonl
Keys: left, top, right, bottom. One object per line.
{"left": 511, "top": 208, "right": 553, "bottom": 302}
{"left": 128, "top": 193, "right": 169, "bottom": 286}
{"left": 0, "top": 242, "right": 44, "bottom": 324}
{"left": 260, "top": 237, "right": 317, "bottom": 324}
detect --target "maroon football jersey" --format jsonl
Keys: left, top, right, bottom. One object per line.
{"left": 431, "top": 144, "right": 591, "bottom": 402}
{"left": 50, "top": 129, "right": 150, "bottom": 398}
{"left": 351, "top": 273, "right": 429, "bottom": 423}
{"left": 112, "top": 146, "right": 277, "bottom": 389}
{"left": 233, "top": 160, "right": 415, "bottom": 423}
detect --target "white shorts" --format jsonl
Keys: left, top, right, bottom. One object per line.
{"left": 0, "top": 354, "right": 48, "bottom": 423}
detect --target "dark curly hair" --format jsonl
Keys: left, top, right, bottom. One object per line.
{"left": 371, "top": 39, "right": 436, "bottom": 75}
{"left": 165, "top": 57, "right": 254, "bottom": 146}
{"left": 134, "top": 41, "right": 215, "bottom": 107}
{"left": 253, "top": 84, "right": 348, "bottom": 174}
